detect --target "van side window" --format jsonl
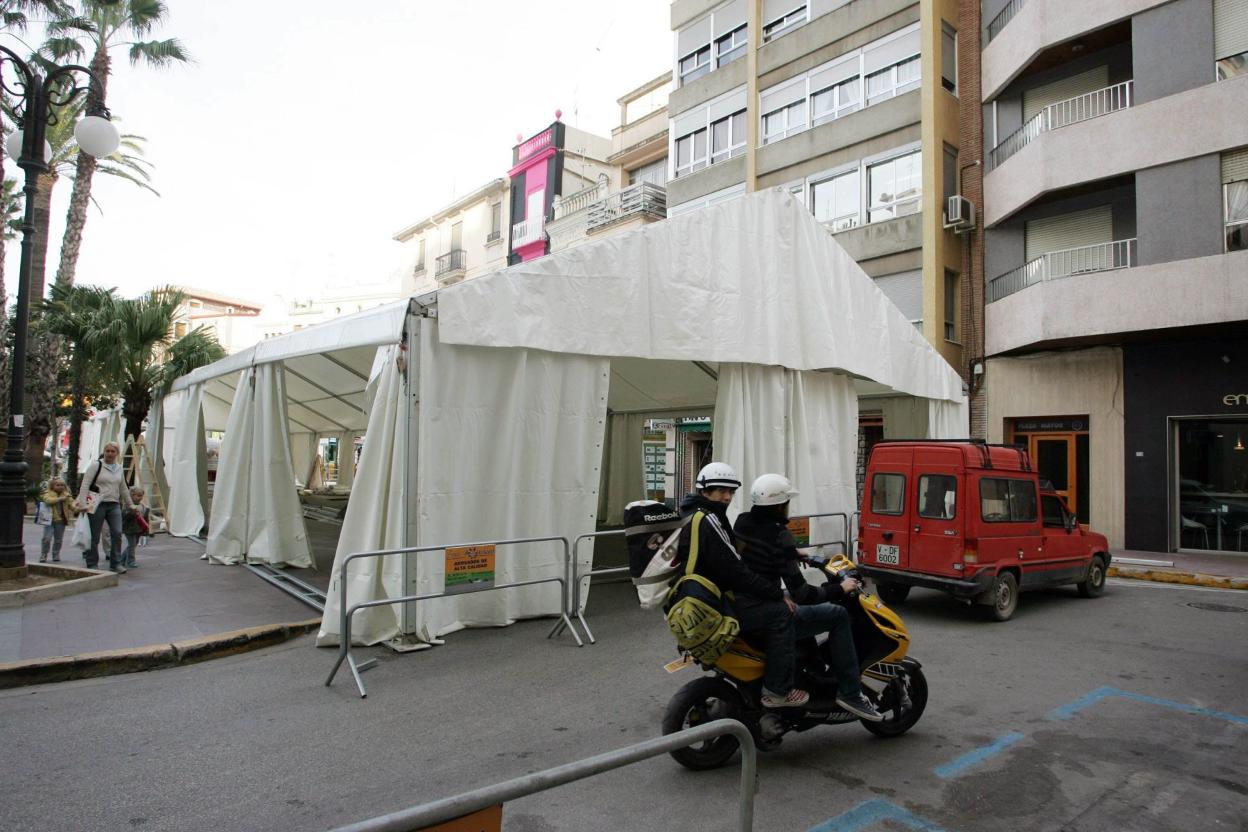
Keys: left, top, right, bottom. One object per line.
{"left": 980, "top": 477, "right": 1038, "bottom": 523}
{"left": 1041, "top": 495, "right": 1066, "bottom": 528}
{"left": 918, "top": 475, "right": 956, "bottom": 520}
{"left": 871, "top": 473, "right": 905, "bottom": 515}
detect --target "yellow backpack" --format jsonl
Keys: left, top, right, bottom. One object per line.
{"left": 664, "top": 512, "right": 741, "bottom": 666}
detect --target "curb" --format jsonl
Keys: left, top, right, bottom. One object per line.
{"left": 1108, "top": 566, "right": 1248, "bottom": 591}
{"left": 0, "top": 618, "right": 322, "bottom": 690}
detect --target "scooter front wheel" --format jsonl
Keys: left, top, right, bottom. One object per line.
{"left": 862, "top": 665, "right": 928, "bottom": 738}
{"left": 662, "top": 677, "right": 747, "bottom": 770}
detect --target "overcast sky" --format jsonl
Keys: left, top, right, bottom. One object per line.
{"left": 4, "top": 0, "right": 672, "bottom": 308}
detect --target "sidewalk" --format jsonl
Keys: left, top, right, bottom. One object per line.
{"left": 1110, "top": 549, "right": 1248, "bottom": 590}
{"left": 0, "top": 521, "right": 318, "bottom": 665}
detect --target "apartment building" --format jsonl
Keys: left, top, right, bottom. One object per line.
{"left": 976, "top": 0, "right": 1248, "bottom": 553}
{"left": 394, "top": 178, "right": 511, "bottom": 294}
{"left": 666, "top": 0, "right": 966, "bottom": 380}
{"left": 169, "top": 288, "right": 263, "bottom": 354}
{"left": 546, "top": 74, "right": 672, "bottom": 252}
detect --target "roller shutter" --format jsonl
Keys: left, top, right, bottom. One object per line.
{"left": 1222, "top": 147, "right": 1248, "bottom": 183}
{"left": 1024, "top": 205, "right": 1112, "bottom": 262}
{"left": 864, "top": 27, "right": 920, "bottom": 74}
{"left": 678, "top": 15, "right": 713, "bottom": 58}
{"left": 874, "top": 269, "right": 923, "bottom": 322}
{"left": 1022, "top": 66, "right": 1108, "bottom": 122}
{"left": 714, "top": 0, "right": 747, "bottom": 38}
{"left": 1214, "top": 0, "right": 1248, "bottom": 59}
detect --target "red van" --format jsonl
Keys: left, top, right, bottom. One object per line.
{"left": 855, "top": 440, "right": 1111, "bottom": 621}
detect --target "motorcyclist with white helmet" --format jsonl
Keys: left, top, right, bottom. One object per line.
{"left": 677, "top": 462, "right": 811, "bottom": 709}
{"left": 733, "top": 473, "right": 883, "bottom": 722}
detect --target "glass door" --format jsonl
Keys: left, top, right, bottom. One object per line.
{"left": 1175, "top": 418, "right": 1248, "bottom": 552}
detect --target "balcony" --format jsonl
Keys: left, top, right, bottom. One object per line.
{"left": 988, "top": 239, "right": 1136, "bottom": 303}
{"left": 511, "top": 217, "right": 546, "bottom": 249}
{"left": 988, "top": 81, "right": 1133, "bottom": 171}
{"left": 553, "top": 178, "right": 610, "bottom": 220}
{"left": 435, "top": 249, "right": 467, "bottom": 281}
{"left": 986, "top": 0, "right": 1026, "bottom": 43}
{"left": 587, "top": 182, "right": 667, "bottom": 232}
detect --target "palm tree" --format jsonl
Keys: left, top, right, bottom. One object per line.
{"left": 42, "top": 281, "right": 115, "bottom": 492}
{"left": 40, "top": 0, "right": 190, "bottom": 291}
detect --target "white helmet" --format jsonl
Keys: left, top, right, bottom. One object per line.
{"left": 696, "top": 462, "right": 741, "bottom": 491}
{"left": 750, "top": 473, "right": 798, "bottom": 506}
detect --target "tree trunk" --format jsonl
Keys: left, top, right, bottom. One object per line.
{"left": 53, "top": 44, "right": 111, "bottom": 291}
{"left": 122, "top": 390, "right": 150, "bottom": 485}
{"left": 21, "top": 174, "right": 59, "bottom": 487}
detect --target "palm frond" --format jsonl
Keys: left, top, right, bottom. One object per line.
{"left": 93, "top": 163, "right": 158, "bottom": 195}
{"left": 38, "top": 35, "right": 87, "bottom": 62}
{"left": 45, "top": 15, "right": 96, "bottom": 36}
{"left": 127, "top": 36, "right": 189, "bottom": 67}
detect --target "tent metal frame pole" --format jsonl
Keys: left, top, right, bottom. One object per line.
{"left": 403, "top": 314, "right": 420, "bottom": 637}
{"left": 321, "top": 352, "right": 370, "bottom": 381}
{"left": 284, "top": 366, "right": 366, "bottom": 415}
{"left": 287, "top": 399, "right": 352, "bottom": 433}
{"left": 205, "top": 385, "right": 315, "bottom": 434}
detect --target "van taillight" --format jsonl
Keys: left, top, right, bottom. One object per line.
{"left": 963, "top": 548, "right": 978, "bottom": 564}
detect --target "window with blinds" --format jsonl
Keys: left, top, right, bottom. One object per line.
{"left": 1215, "top": 0, "right": 1248, "bottom": 78}
{"left": 1022, "top": 66, "right": 1109, "bottom": 123}
{"left": 1223, "top": 147, "right": 1248, "bottom": 252}
{"left": 1024, "top": 205, "right": 1112, "bottom": 263}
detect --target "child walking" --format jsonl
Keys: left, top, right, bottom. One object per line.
{"left": 121, "top": 487, "right": 151, "bottom": 569}
{"left": 39, "top": 478, "right": 78, "bottom": 563}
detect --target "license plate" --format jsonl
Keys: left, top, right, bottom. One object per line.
{"left": 876, "top": 544, "right": 900, "bottom": 565}
{"left": 664, "top": 655, "right": 694, "bottom": 673}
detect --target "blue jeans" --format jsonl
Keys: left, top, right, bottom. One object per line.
{"left": 87, "top": 502, "right": 124, "bottom": 569}
{"left": 122, "top": 533, "right": 141, "bottom": 566}
{"left": 41, "top": 522, "right": 66, "bottom": 560}
{"left": 794, "top": 602, "right": 863, "bottom": 698}
{"left": 735, "top": 597, "right": 797, "bottom": 696}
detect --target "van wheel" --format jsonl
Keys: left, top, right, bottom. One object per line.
{"left": 1077, "top": 555, "right": 1106, "bottom": 598}
{"left": 982, "top": 572, "right": 1018, "bottom": 622}
{"left": 878, "top": 583, "right": 911, "bottom": 605}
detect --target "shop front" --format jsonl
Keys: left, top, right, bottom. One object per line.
{"left": 1124, "top": 337, "right": 1248, "bottom": 554}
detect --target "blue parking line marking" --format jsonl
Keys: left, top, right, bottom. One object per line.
{"left": 1049, "top": 686, "right": 1248, "bottom": 725}
{"left": 933, "top": 731, "right": 1026, "bottom": 779}
{"left": 808, "top": 799, "right": 949, "bottom": 832}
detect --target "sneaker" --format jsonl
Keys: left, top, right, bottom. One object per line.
{"left": 836, "top": 692, "right": 884, "bottom": 722}
{"left": 125, "top": 562, "right": 138, "bottom": 568}
{"left": 39, "top": 556, "right": 47, "bottom": 563}
{"left": 760, "top": 687, "right": 811, "bottom": 709}
{"left": 51, "top": 557, "right": 60, "bottom": 562}
{"left": 110, "top": 565, "right": 127, "bottom": 574}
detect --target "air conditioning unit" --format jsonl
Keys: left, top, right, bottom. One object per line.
{"left": 944, "top": 195, "right": 976, "bottom": 232}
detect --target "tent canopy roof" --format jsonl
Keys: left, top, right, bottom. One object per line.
{"left": 438, "top": 188, "right": 964, "bottom": 404}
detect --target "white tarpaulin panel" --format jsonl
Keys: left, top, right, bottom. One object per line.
{"left": 410, "top": 321, "right": 610, "bottom": 638}
{"left": 142, "top": 395, "right": 171, "bottom": 512}
{"left": 207, "top": 365, "right": 311, "bottom": 567}
{"left": 438, "top": 188, "right": 964, "bottom": 406}
{"left": 713, "top": 365, "right": 858, "bottom": 547}
{"left": 928, "top": 398, "right": 968, "bottom": 439}
{"left": 318, "top": 345, "right": 406, "bottom": 647}
{"left": 167, "top": 385, "right": 207, "bottom": 537}
{"left": 77, "top": 416, "right": 102, "bottom": 474}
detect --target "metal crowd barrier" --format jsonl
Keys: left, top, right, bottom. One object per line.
{"left": 324, "top": 535, "right": 584, "bottom": 698}
{"left": 327, "top": 719, "right": 758, "bottom": 832}
{"left": 792, "top": 511, "right": 849, "bottom": 555}
{"left": 550, "top": 529, "right": 630, "bottom": 645}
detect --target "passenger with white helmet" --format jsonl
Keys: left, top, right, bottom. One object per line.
{"left": 676, "top": 462, "right": 811, "bottom": 709}
{"left": 733, "top": 473, "right": 883, "bottom": 722}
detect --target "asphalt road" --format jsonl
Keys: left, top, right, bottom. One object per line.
{"left": 1, "top": 577, "right": 1245, "bottom": 832}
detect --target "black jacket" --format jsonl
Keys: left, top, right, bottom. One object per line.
{"left": 676, "top": 494, "right": 782, "bottom": 602}
{"left": 733, "top": 507, "right": 846, "bottom": 605}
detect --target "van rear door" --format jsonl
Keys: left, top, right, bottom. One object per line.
{"left": 910, "top": 450, "right": 963, "bottom": 577}
{"left": 862, "top": 446, "right": 912, "bottom": 570}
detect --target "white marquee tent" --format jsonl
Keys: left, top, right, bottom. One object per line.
{"left": 162, "top": 189, "right": 967, "bottom": 648}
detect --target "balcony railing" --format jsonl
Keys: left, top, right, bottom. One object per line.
{"left": 486, "top": 229, "right": 501, "bottom": 243}
{"left": 554, "top": 177, "right": 610, "bottom": 219}
{"left": 435, "top": 248, "right": 466, "bottom": 277}
{"left": 587, "top": 182, "right": 667, "bottom": 231}
{"left": 989, "top": 81, "right": 1133, "bottom": 170}
{"left": 512, "top": 217, "right": 546, "bottom": 248}
{"left": 988, "top": 238, "right": 1137, "bottom": 302}
{"left": 987, "top": 0, "right": 1027, "bottom": 42}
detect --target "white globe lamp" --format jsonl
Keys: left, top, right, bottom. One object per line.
{"left": 74, "top": 114, "right": 121, "bottom": 158}
{"left": 5, "top": 132, "right": 52, "bottom": 164}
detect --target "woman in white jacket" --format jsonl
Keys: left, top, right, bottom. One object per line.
{"left": 78, "top": 442, "right": 135, "bottom": 573}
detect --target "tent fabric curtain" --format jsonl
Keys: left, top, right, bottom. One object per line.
{"left": 713, "top": 364, "right": 858, "bottom": 546}
{"left": 290, "top": 432, "right": 317, "bottom": 488}
{"left": 598, "top": 411, "right": 648, "bottom": 525}
{"left": 410, "top": 321, "right": 610, "bottom": 638}
{"left": 167, "top": 385, "right": 208, "bottom": 537}
{"left": 77, "top": 416, "right": 102, "bottom": 474}
{"left": 206, "top": 365, "right": 311, "bottom": 567}
{"left": 336, "top": 429, "right": 357, "bottom": 490}
{"left": 318, "top": 345, "right": 406, "bottom": 647}
{"left": 142, "top": 395, "right": 171, "bottom": 510}
{"left": 928, "top": 398, "right": 968, "bottom": 439}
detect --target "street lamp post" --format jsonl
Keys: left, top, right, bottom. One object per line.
{"left": 0, "top": 47, "right": 120, "bottom": 573}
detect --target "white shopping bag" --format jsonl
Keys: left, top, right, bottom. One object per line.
{"left": 68, "top": 515, "right": 91, "bottom": 551}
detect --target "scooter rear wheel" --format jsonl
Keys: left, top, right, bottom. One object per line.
{"left": 862, "top": 665, "right": 928, "bottom": 738}
{"left": 662, "top": 677, "right": 747, "bottom": 770}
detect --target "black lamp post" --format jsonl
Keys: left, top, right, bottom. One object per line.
{"left": 0, "top": 47, "right": 120, "bottom": 572}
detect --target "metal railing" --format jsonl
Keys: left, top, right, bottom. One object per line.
{"left": 791, "top": 511, "right": 850, "bottom": 555}
{"left": 486, "top": 229, "right": 501, "bottom": 243}
{"left": 986, "top": 0, "right": 1026, "bottom": 42}
{"left": 587, "top": 182, "right": 667, "bottom": 232}
{"left": 989, "top": 81, "right": 1133, "bottom": 170}
{"left": 511, "top": 217, "right": 545, "bottom": 248}
{"left": 988, "top": 238, "right": 1137, "bottom": 302}
{"left": 559, "top": 529, "right": 630, "bottom": 645}
{"left": 324, "top": 535, "right": 585, "bottom": 698}
{"left": 329, "top": 719, "right": 758, "bottom": 832}
{"left": 434, "top": 249, "right": 466, "bottom": 277}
